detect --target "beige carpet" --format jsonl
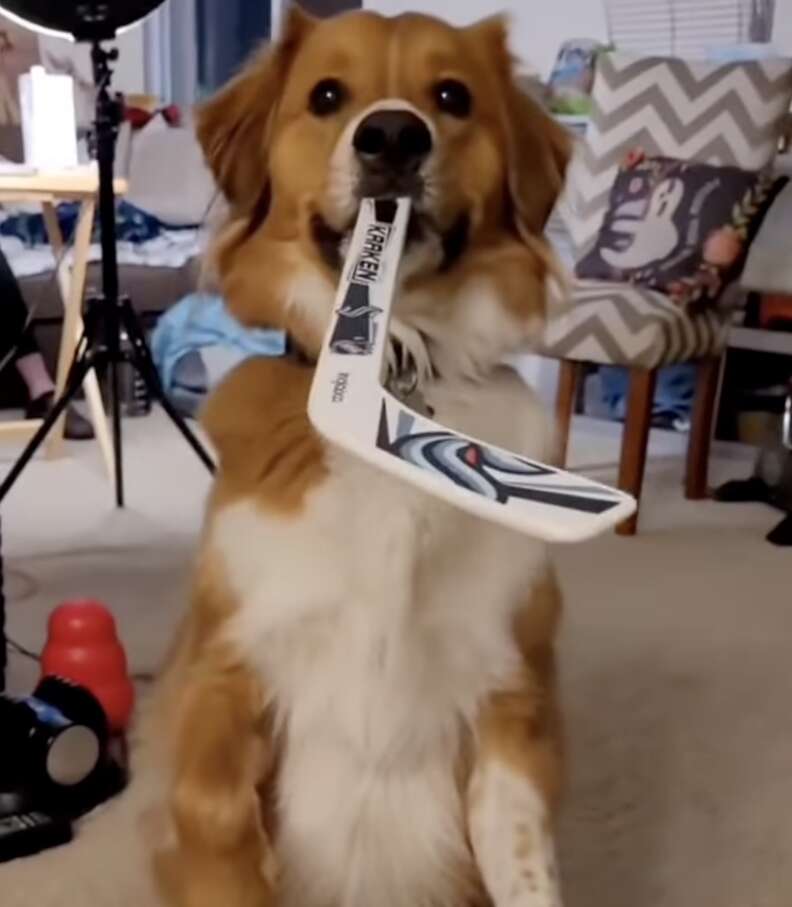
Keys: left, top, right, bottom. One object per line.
{"left": 1, "top": 411, "right": 790, "bottom": 907}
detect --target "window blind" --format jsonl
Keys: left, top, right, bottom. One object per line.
{"left": 604, "top": 0, "right": 774, "bottom": 58}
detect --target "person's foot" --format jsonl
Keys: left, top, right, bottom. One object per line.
{"left": 26, "top": 392, "right": 95, "bottom": 441}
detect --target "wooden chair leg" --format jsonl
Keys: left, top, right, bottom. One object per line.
{"left": 616, "top": 368, "right": 657, "bottom": 536}
{"left": 554, "top": 361, "right": 582, "bottom": 467}
{"left": 685, "top": 357, "right": 722, "bottom": 500}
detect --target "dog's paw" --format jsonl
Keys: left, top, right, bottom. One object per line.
{"left": 387, "top": 319, "right": 434, "bottom": 391}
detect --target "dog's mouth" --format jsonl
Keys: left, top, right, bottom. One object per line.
{"left": 311, "top": 205, "right": 469, "bottom": 275}
{"left": 356, "top": 170, "right": 425, "bottom": 204}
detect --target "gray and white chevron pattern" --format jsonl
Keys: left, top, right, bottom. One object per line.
{"left": 559, "top": 51, "right": 792, "bottom": 259}
{"left": 540, "top": 279, "right": 731, "bottom": 368}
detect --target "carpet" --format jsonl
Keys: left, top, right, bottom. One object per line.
{"left": 1, "top": 411, "right": 790, "bottom": 907}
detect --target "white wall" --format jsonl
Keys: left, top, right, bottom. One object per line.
{"left": 38, "top": 24, "right": 147, "bottom": 96}
{"left": 113, "top": 26, "right": 147, "bottom": 94}
{"left": 367, "top": 0, "right": 792, "bottom": 76}
{"left": 41, "top": 0, "right": 792, "bottom": 98}
{"left": 773, "top": 0, "right": 792, "bottom": 54}
{"left": 364, "top": 0, "right": 609, "bottom": 78}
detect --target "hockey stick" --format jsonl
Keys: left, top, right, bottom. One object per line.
{"left": 308, "top": 197, "right": 636, "bottom": 543}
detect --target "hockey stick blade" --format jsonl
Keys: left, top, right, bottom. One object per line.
{"left": 308, "top": 197, "right": 636, "bottom": 543}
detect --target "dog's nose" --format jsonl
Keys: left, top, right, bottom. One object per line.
{"left": 353, "top": 110, "right": 432, "bottom": 174}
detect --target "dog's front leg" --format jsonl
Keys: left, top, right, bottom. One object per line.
{"left": 467, "top": 578, "right": 565, "bottom": 907}
{"left": 153, "top": 645, "right": 277, "bottom": 907}
{"left": 468, "top": 683, "right": 564, "bottom": 907}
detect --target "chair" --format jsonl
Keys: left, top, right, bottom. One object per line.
{"left": 540, "top": 49, "right": 792, "bottom": 534}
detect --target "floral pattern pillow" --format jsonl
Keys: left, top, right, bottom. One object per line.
{"left": 575, "top": 150, "right": 788, "bottom": 313}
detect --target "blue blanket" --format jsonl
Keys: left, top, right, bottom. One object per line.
{"left": 0, "top": 200, "right": 191, "bottom": 247}
{"left": 151, "top": 292, "right": 286, "bottom": 415}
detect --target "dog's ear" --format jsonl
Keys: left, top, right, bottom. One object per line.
{"left": 505, "top": 85, "right": 572, "bottom": 238}
{"left": 470, "top": 16, "right": 572, "bottom": 239}
{"left": 195, "top": 6, "right": 316, "bottom": 213}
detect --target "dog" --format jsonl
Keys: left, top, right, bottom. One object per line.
{"left": 141, "top": 8, "right": 572, "bottom": 907}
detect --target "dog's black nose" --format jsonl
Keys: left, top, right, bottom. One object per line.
{"left": 353, "top": 110, "right": 432, "bottom": 174}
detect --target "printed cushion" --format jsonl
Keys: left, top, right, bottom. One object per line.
{"left": 557, "top": 51, "right": 792, "bottom": 260}
{"left": 538, "top": 278, "right": 731, "bottom": 368}
{"left": 575, "top": 153, "right": 788, "bottom": 312}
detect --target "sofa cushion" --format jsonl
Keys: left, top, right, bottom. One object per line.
{"left": 20, "top": 260, "right": 200, "bottom": 322}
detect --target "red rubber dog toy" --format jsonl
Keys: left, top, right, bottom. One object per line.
{"left": 41, "top": 601, "right": 134, "bottom": 734}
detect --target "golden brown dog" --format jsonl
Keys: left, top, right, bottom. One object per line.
{"left": 141, "top": 8, "right": 571, "bottom": 907}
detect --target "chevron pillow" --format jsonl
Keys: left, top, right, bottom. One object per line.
{"left": 558, "top": 50, "right": 792, "bottom": 261}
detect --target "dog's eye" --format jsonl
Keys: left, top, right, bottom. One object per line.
{"left": 309, "top": 79, "right": 347, "bottom": 116}
{"left": 433, "top": 79, "right": 472, "bottom": 118}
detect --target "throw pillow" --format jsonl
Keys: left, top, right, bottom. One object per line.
{"left": 575, "top": 151, "right": 788, "bottom": 312}
{"left": 125, "top": 114, "right": 216, "bottom": 228}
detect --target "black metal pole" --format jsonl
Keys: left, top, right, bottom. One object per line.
{"left": 90, "top": 43, "right": 125, "bottom": 508}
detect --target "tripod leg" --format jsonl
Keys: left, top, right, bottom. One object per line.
{"left": 0, "top": 354, "right": 97, "bottom": 504}
{"left": 155, "top": 379, "right": 216, "bottom": 472}
{"left": 122, "top": 305, "right": 215, "bottom": 473}
{"left": 109, "top": 356, "right": 124, "bottom": 507}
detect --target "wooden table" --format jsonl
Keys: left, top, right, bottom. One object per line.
{"left": 0, "top": 165, "right": 128, "bottom": 480}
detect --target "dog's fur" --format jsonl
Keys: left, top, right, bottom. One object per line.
{"left": 139, "top": 9, "right": 572, "bottom": 907}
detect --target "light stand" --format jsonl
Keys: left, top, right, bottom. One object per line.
{"left": 0, "top": 40, "right": 215, "bottom": 506}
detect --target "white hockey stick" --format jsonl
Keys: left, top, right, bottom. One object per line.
{"left": 308, "top": 198, "right": 636, "bottom": 543}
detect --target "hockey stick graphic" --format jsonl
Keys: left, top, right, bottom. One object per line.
{"left": 308, "top": 197, "right": 636, "bottom": 543}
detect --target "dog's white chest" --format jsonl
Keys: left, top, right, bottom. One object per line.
{"left": 266, "top": 542, "right": 513, "bottom": 907}
{"left": 214, "top": 370, "right": 551, "bottom": 907}
{"left": 218, "top": 489, "right": 530, "bottom": 907}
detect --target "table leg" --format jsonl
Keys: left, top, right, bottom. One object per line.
{"left": 42, "top": 200, "right": 114, "bottom": 481}
{"left": 40, "top": 200, "right": 71, "bottom": 456}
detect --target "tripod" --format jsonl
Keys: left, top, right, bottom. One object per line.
{"left": 0, "top": 42, "right": 214, "bottom": 507}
